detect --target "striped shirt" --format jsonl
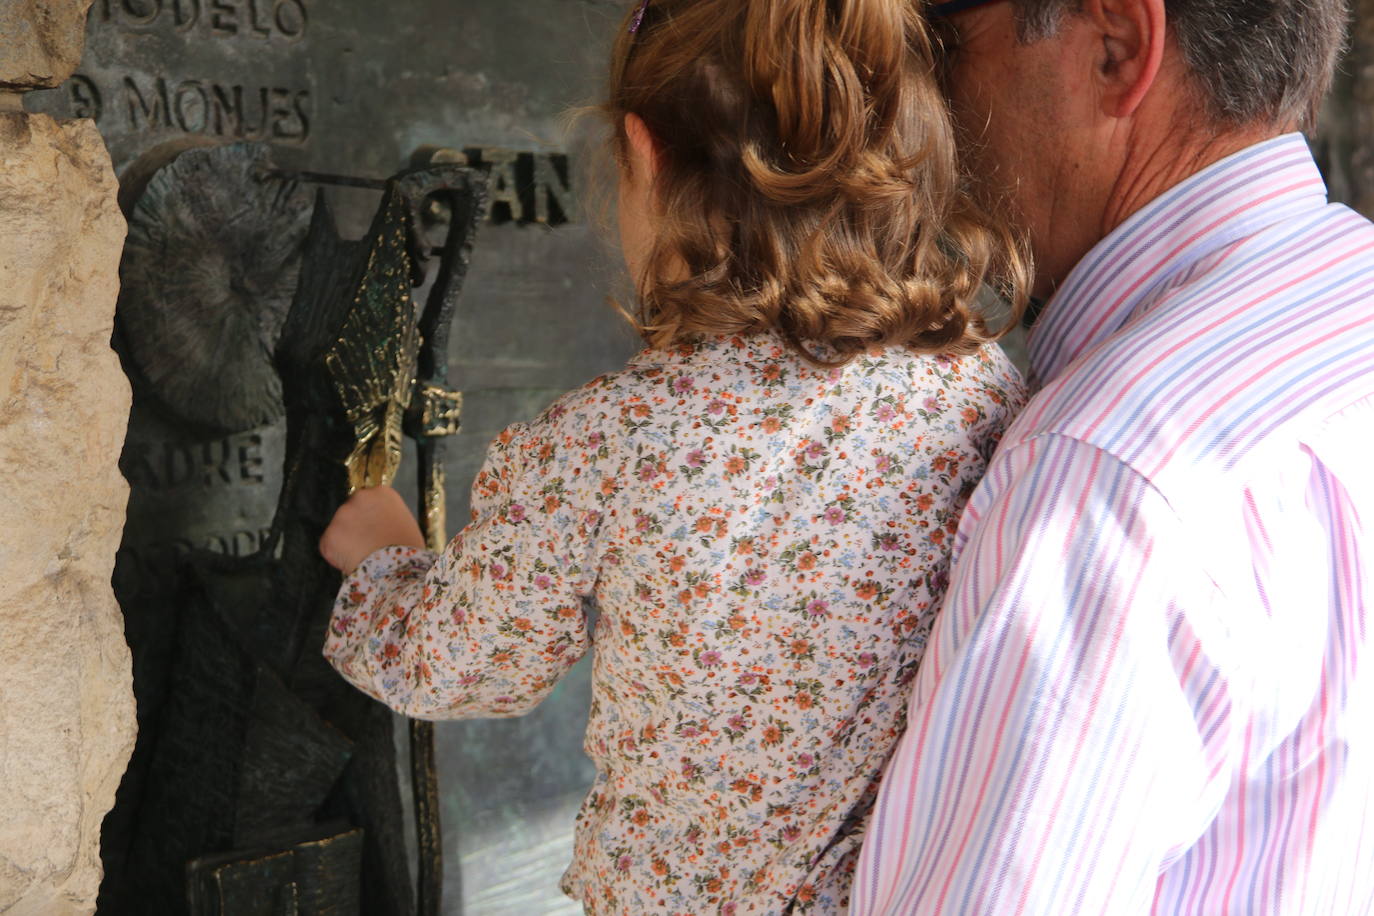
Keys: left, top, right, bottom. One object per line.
{"left": 851, "top": 134, "right": 1374, "bottom": 914}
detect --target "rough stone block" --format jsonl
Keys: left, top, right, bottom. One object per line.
{"left": 0, "top": 0, "right": 93, "bottom": 92}
{"left": 0, "top": 111, "right": 134, "bottom": 914}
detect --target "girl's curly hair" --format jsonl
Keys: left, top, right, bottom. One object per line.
{"left": 603, "top": 0, "right": 1030, "bottom": 365}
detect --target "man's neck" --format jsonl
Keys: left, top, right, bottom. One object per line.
{"left": 1101, "top": 118, "right": 1287, "bottom": 241}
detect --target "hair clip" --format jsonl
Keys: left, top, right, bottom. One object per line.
{"left": 629, "top": 0, "right": 650, "bottom": 33}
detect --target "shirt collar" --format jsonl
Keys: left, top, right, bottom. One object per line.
{"left": 1026, "top": 133, "right": 1330, "bottom": 388}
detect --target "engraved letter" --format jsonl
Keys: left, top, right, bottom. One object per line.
{"left": 533, "top": 153, "right": 576, "bottom": 225}
{"left": 163, "top": 443, "right": 194, "bottom": 488}
{"left": 238, "top": 434, "right": 265, "bottom": 483}
{"left": 211, "top": 83, "right": 243, "bottom": 136}
{"left": 268, "top": 88, "right": 298, "bottom": 139}
{"left": 120, "top": 0, "right": 162, "bottom": 26}
{"left": 247, "top": 0, "right": 272, "bottom": 37}
{"left": 211, "top": 0, "right": 238, "bottom": 35}
{"left": 293, "top": 89, "right": 311, "bottom": 140}
{"left": 172, "top": 0, "right": 201, "bottom": 29}
{"left": 174, "top": 80, "right": 209, "bottom": 133}
{"left": 68, "top": 75, "right": 103, "bottom": 122}
{"left": 274, "top": 0, "right": 307, "bottom": 39}
{"left": 470, "top": 148, "right": 523, "bottom": 223}
{"left": 200, "top": 438, "right": 235, "bottom": 486}
{"left": 244, "top": 86, "right": 270, "bottom": 139}
{"left": 231, "top": 529, "right": 259, "bottom": 556}
{"left": 124, "top": 76, "right": 170, "bottom": 130}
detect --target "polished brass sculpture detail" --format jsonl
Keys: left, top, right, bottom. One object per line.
{"left": 414, "top": 383, "right": 464, "bottom": 546}
{"left": 417, "top": 383, "right": 464, "bottom": 439}
{"left": 325, "top": 201, "right": 421, "bottom": 494}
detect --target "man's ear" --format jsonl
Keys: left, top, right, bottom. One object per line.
{"left": 1086, "top": 0, "right": 1165, "bottom": 117}
{"left": 623, "top": 112, "right": 662, "bottom": 181}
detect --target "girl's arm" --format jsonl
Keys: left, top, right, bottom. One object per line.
{"left": 319, "top": 420, "right": 600, "bottom": 720}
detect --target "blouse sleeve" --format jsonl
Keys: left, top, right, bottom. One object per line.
{"left": 323, "top": 418, "right": 602, "bottom": 720}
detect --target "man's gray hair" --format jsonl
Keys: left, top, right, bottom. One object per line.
{"left": 1011, "top": 0, "right": 1349, "bottom": 128}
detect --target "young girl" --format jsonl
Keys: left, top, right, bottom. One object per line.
{"left": 319, "top": 0, "right": 1028, "bottom": 911}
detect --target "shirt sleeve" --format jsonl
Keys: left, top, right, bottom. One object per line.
{"left": 852, "top": 434, "right": 1235, "bottom": 914}
{"left": 323, "top": 418, "right": 601, "bottom": 720}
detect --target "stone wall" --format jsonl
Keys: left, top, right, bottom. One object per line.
{"left": 0, "top": 1, "right": 135, "bottom": 912}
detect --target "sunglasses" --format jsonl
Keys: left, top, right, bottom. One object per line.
{"left": 928, "top": 0, "right": 1005, "bottom": 17}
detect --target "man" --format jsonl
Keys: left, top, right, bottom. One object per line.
{"left": 852, "top": 0, "right": 1374, "bottom": 912}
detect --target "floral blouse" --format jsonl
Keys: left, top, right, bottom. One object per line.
{"left": 325, "top": 331, "right": 1026, "bottom": 914}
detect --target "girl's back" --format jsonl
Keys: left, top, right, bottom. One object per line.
{"left": 543, "top": 333, "right": 1022, "bottom": 911}
{"left": 330, "top": 333, "right": 1021, "bottom": 912}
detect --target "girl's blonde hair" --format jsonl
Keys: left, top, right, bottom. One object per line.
{"left": 604, "top": 0, "right": 1030, "bottom": 365}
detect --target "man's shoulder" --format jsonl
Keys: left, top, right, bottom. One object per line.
{"left": 1007, "top": 201, "right": 1374, "bottom": 489}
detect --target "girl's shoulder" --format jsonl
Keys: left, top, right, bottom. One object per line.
{"left": 616, "top": 331, "right": 1025, "bottom": 391}
{"left": 846, "top": 344, "right": 1030, "bottom": 463}
{"left": 836, "top": 341, "right": 1027, "bottom": 408}
{"left": 522, "top": 334, "right": 1028, "bottom": 450}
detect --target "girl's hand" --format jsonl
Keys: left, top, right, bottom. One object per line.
{"left": 320, "top": 485, "right": 427, "bottom": 575}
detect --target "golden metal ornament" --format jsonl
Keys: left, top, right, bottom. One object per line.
{"left": 323, "top": 207, "right": 421, "bottom": 494}
{"left": 422, "top": 462, "right": 448, "bottom": 552}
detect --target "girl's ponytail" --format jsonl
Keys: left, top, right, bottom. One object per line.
{"left": 605, "top": 0, "right": 1029, "bottom": 364}
{"left": 741, "top": 0, "right": 928, "bottom": 203}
